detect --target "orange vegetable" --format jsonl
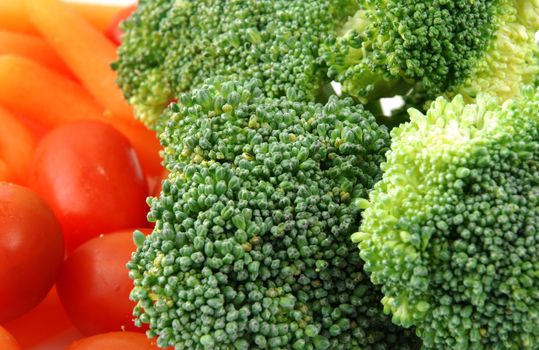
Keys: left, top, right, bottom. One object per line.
{"left": 0, "top": 29, "right": 73, "bottom": 78}
{"left": 67, "top": 332, "right": 163, "bottom": 350}
{"left": 0, "top": 159, "right": 11, "bottom": 181}
{"left": 111, "top": 119, "right": 163, "bottom": 179}
{"left": 0, "top": 326, "right": 20, "bottom": 350}
{"left": 24, "top": 0, "right": 133, "bottom": 119}
{"left": 0, "top": 107, "right": 35, "bottom": 183}
{"left": 2, "top": 287, "right": 79, "bottom": 349}
{"left": 0, "top": 0, "right": 125, "bottom": 34}
{"left": 0, "top": 55, "right": 104, "bottom": 127}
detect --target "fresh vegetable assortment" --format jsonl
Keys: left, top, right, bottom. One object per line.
{"left": 0, "top": 1, "right": 537, "bottom": 350}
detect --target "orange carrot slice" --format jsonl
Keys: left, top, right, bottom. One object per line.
{"left": 0, "top": 55, "right": 104, "bottom": 127}
{"left": 0, "top": 29, "right": 73, "bottom": 78}
{"left": 0, "top": 0, "right": 125, "bottom": 34}
{"left": 0, "top": 107, "right": 35, "bottom": 183}
{"left": 24, "top": 0, "right": 133, "bottom": 119}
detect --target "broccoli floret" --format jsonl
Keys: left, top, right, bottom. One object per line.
{"left": 353, "top": 87, "right": 539, "bottom": 349}
{"left": 128, "top": 79, "right": 420, "bottom": 349}
{"left": 323, "top": 0, "right": 539, "bottom": 105}
{"left": 114, "top": 0, "right": 359, "bottom": 127}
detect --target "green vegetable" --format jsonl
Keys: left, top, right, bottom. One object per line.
{"left": 354, "top": 86, "right": 539, "bottom": 349}
{"left": 323, "top": 0, "right": 539, "bottom": 105}
{"left": 128, "top": 79, "right": 421, "bottom": 349}
{"left": 114, "top": 0, "right": 359, "bottom": 127}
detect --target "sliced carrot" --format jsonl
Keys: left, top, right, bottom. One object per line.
{"left": 0, "top": 107, "right": 35, "bottom": 184}
{"left": 24, "top": 0, "right": 133, "bottom": 119}
{"left": 68, "top": 2, "right": 125, "bottom": 33}
{"left": 0, "top": 0, "right": 125, "bottom": 34}
{"left": 111, "top": 119, "right": 164, "bottom": 178}
{"left": 0, "top": 29, "right": 73, "bottom": 78}
{"left": 0, "top": 55, "right": 104, "bottom": 127}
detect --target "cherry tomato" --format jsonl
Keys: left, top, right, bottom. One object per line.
{"left": 0, "top": 326, "right": 20, "bottom": 350}
{"left": 67, "top": 332, "right": 162, "bottom": 350}
{"left": 57, "top": 229, "right": 151, "bottom": 336}
{"left": 106, "top": 4, "right": 137, "bottom": 45}
{"left": 0, "top": 183, "right": 64, "bottom": 322}
{"left": 29, "top": 121, "right": 149, "bottom": 251}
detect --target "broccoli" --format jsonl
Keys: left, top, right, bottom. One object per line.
{"left": 323, "top": 0, "right": 539, "bottom": 106}
{"left": 114, "top": 0, "right": 360, "bottom": 127}
{"left": 353, "top": 87, "right": 539, "bottom": 349}
{"left": 128, "top": 79, "right": 421, "bottom": 349}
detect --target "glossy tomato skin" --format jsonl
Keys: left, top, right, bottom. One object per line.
{"left": 29, "top": 121, "right": 149, "bottom": 251}
{"left": 57, "top": 229, "right": 151, "bottom": 336}
{"left": 106, "top": 4, "right": 137, "bottom": 45}
{"left": 66, "top": 332, "right": 161, "bottom": 350}
{"left": 0, "top": 325, "right": 21, "bottom": 350}
{"left": 0, "top": 183, "right": 64, "bottom": 323}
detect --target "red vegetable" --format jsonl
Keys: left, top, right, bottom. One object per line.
{"left": 57, "top": 229, "right": 151, "bottom": 336}
{"left": 106, "top": 4, "right": 137, "bottom": 45}
{"left": 29, "top": 121, "right": 149, "bottom": 251}
{"left": 0, "top": 183, "right": 64, "bottom": 322}
{"left": 66, "top": 332, "right": 163, "bottom": 350}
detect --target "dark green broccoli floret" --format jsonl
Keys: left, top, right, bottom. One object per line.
{"left": 323, "top": 0, "right": 539, "bottom": 105}
{"left": 128, "top": 79, "right": 420, "bottom": 349}
{"left": 114, "top": 0, "right": 359, "bottom": 127}
{"left": 354, "top": 87, "right": 539, "bottom": 349}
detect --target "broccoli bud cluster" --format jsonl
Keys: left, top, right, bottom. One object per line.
{"left": 355, "top": 87, "right": 539, "bottom": 349}
{"left": 128, "top": 80, "right": 421, "bottom": 349}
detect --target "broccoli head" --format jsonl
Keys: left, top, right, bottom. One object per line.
{"left": 128, "top": 79, "right": 421, "bottom": 349}
{"left": 114, "top": 0, "right": 359, "bottom": 127}
{"left": 323, "top": 0, "right": 539, "bottom": 105}
{"left": 354, "top": 87, "right": 539, "bottom": 349}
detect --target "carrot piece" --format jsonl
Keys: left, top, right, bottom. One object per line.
{"left": 0, "top": 1, "right": 34, "bottom": 34}
{"left": 0, "top": 107, "right": 35, "bottom": 183}
{"left": 111, "top": 119, "right": 164, "bottom": 179}
{"left": 0, "top": 29, "right": 73, "bottom": 78}
{"left": 24, "top": 0, "right": 133, "bottom": 119}
{"left": 68, "top": 2, "right": 124, "bottom": 33}
{"left": 0, "top": 159, "right": 11, "bottom": 182}
{"left": 0, "top": 55, "right": 104, "bottom": 127}
{"left": 0, "top": 0, "right": 125, "bottom": 34}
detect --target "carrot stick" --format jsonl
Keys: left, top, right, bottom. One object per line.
{"left": 68, "top": 2, "right": 125, "bottom": 32}
{"left": 24, "top": 0, "right": 133, "bottom": 119}
{"left": 0, "top": 107, "right": 35, "bottom": 183}
{"left": 0, "top": 55, "right": 105, "bottom": 127}
{"left": 111, "top": 119, "right": 163, "bottom": 178}
{"left": 0, "top": 159, "right": 11, "bottom": 182}
{"left": 0, "top": 30, "right": 73, "bottom": 78}
{"left": 0, "top": 0, "right": 125, "bottom": 34}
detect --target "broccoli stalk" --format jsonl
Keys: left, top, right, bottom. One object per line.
{"left": 354, "top": 86, "right": 539, "bottom": 349}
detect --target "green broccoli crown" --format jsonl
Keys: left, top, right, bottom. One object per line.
{"left": 128, "top": 79, "right": 421, "bottom": 349}
{"left": 323, "top": 0, "right": 539, "bottom": 105}
{"left": 353, "top": 87, "right": 539, "bottom": 349}
{"left": 114, "top": 0, "right": 359, "bottom": 127}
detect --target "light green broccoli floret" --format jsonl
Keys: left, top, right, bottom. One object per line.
{"left": 354, "top": 87, "right": 539, "bottom": 349}
{"left": 114, "top": 0, "right": 359, "bottom": 127}
{"left": 128, "top": 79, "right": 421, "bottom": 349}
{"left": 323, "top": 0, "right": 539, "bottom": 106}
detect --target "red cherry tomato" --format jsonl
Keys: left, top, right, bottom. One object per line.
{"left": 29, "top": 121, "right": 149, "bottom": 251}
{"left": 0, "top": 326, "right": 21, "bottom": 350}
{"left": 57, "top": 229, "right": 151, "bottom": 336}
{"left": 67, "top": 332, "right": 162, "bottom": 350}
{"left": 106, "top": 4, "right": 137, "bottom": 45}
{"left": 0, "top": 183, "right": 64, "bottom": 322}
